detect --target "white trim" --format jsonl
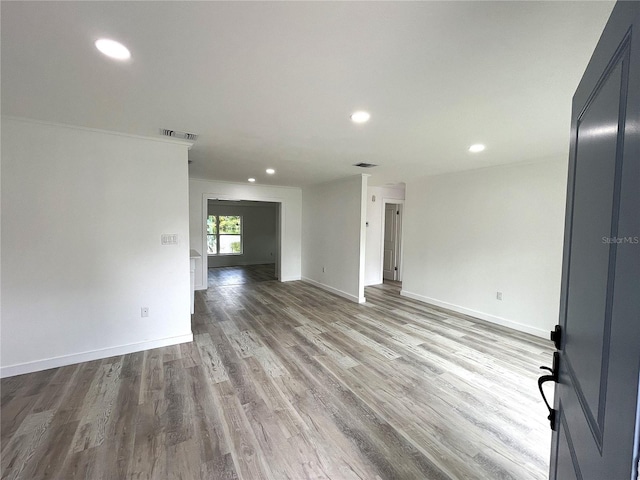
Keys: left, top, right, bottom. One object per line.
{"left": 302, "top": 277, "right": 366, "bottom": 304}
{"left": 399, "top": 290, "right": 547, "bottom": 338}
{"left": 397, "top": 203, "right": 404, "bottom": 282}
{"left": 189, "top": 177, "right": 302, "bottom": 190}
{"left": 280, "top": 275, "right": 302, "bottom": 282}
{"left": 358, "top": 174, "right": 369, "bottom": 302}
{"left": 2, "top": 115, "right": 195, "bottom": 149}
{"left": 207, "top": 260, "right": 275, "bottom": 267}
{"left": 0, "top": 333, "right": 194, "bottom": 378}
{"left": 206, "top": 213, "right": 245, "bottom": 256}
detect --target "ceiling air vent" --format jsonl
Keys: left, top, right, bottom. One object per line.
{"left": 353, "top": 162, "right": 378, "bottom": 168}
{"left": 160, "top": 129, "right": 198, "bottom": 142}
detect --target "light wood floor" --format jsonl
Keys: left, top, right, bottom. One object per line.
{"left": 1, "top": 278, "right": 554, "bottom": 480}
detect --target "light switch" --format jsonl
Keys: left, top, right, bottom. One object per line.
{"left": 161, "top": 234, "right": 178, "bottom": 245}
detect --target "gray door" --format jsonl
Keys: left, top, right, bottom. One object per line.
{"left": 548, "top": 2, "right": 640, "bottom": 479}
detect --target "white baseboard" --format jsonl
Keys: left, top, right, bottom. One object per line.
{"left": 302, "top": 277, "right": 366, "bottom": 304}
{"left": 399, "top": 290, "right": 547, "bottom": 338}
{"left": 280, "top": 276, "right": 302, "bottom": 282}
{"left": 0, "top": 333, "right": 194, "bottom": 378}
{"left": 197, "top": 276, "right": 301, "bottom": 286}
{"left": 207, "top": 260, "right": 276, "bottom": 268}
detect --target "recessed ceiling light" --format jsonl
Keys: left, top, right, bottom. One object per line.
{"left": 266, "top": 168, "right": 275, "bottom": 175}
{"left": 248, "top": 178, "right": 256, "bottom": 183}
{"left": 468, "top": 144, "right": 486, "bottom": 153}
{"left": 95, "top": 38, "right": 131, "bottom": 60}
{"left": 350, "top": 111, "right": 370, "bottom": 123}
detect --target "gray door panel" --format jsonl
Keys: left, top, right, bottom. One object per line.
{"left": 549, "top": 2, "right": 640, "bottom": 479}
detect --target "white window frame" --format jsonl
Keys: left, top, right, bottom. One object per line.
{"left": 207, "top": 214, "right": 243, "bottom": 256}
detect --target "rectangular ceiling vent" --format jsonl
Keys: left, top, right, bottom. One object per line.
{"left": 353, "top": 162, "right": 378, "bottom": 168}
{"left": 160, "top": 129, "right": 198, "bottom": 142}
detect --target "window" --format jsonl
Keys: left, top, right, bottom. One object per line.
{"left": 207, "top": 215, "right": 242, "bottom": 255}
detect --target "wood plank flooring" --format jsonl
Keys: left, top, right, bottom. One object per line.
{"left": 1, "top": 277, "right": 554, "bottom": 480}
{"left": 208, "top": 264, "right": 276, "bottom": 287}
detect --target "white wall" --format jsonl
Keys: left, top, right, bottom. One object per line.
{"left": 364, "top": 185, "right": 405, "bottom": 286}
{"left": 402, "top": 159, "right": 567, "bottom": 337}
{"left": 302, "top": 175, "right": 367, "bottom": 303}
{"left": 207, "top": 202, "right": 277, "bottom": 267}
{"left": 1, "top": 118, "right": 193, "bottom": 377}
{"left": 189, "top": 179, "right": 302, "bottom": 288}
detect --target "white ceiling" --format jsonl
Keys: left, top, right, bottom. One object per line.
{"left": 1, "top": 1, "right": 614, "bottom": 187}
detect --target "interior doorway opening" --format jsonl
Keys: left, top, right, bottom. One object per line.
{"left": 202, "top": 198, "right": 282, "bottom": 288}
{"left": 382, "top": 202, "right": 403, "bottom": 284}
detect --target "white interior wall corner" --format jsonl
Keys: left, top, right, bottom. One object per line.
{"left": 401, "top": 159, "right": 566, "bottom": 337}
{"left": 1, "top": 117, "right": 193, "bottom": 376}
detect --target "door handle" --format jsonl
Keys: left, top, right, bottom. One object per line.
{"left": 550, "top": 325, "right": 562, "bottom": 350}
{"left": 538, "top": 351, "right": 559, "bottom": 430}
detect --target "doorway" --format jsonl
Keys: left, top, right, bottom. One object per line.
{"left": 201, "top": 196, "right": 283, "bottom": 288}
{"left": 382, "top": 202, "right": 403, "bottom": 282}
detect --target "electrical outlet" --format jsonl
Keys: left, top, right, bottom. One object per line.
{"left": 496, "top": 292, "right": 503, "bottom": 301}
{"left": 141, "top": 307, "right": 149, "bottom": 317}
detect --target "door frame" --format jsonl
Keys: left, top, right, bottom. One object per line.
{"left": 201, "top": 193, "right": 283, "bottom": 288}
{"left": 380, "top": 198, "right": 405, "bottom": 283}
